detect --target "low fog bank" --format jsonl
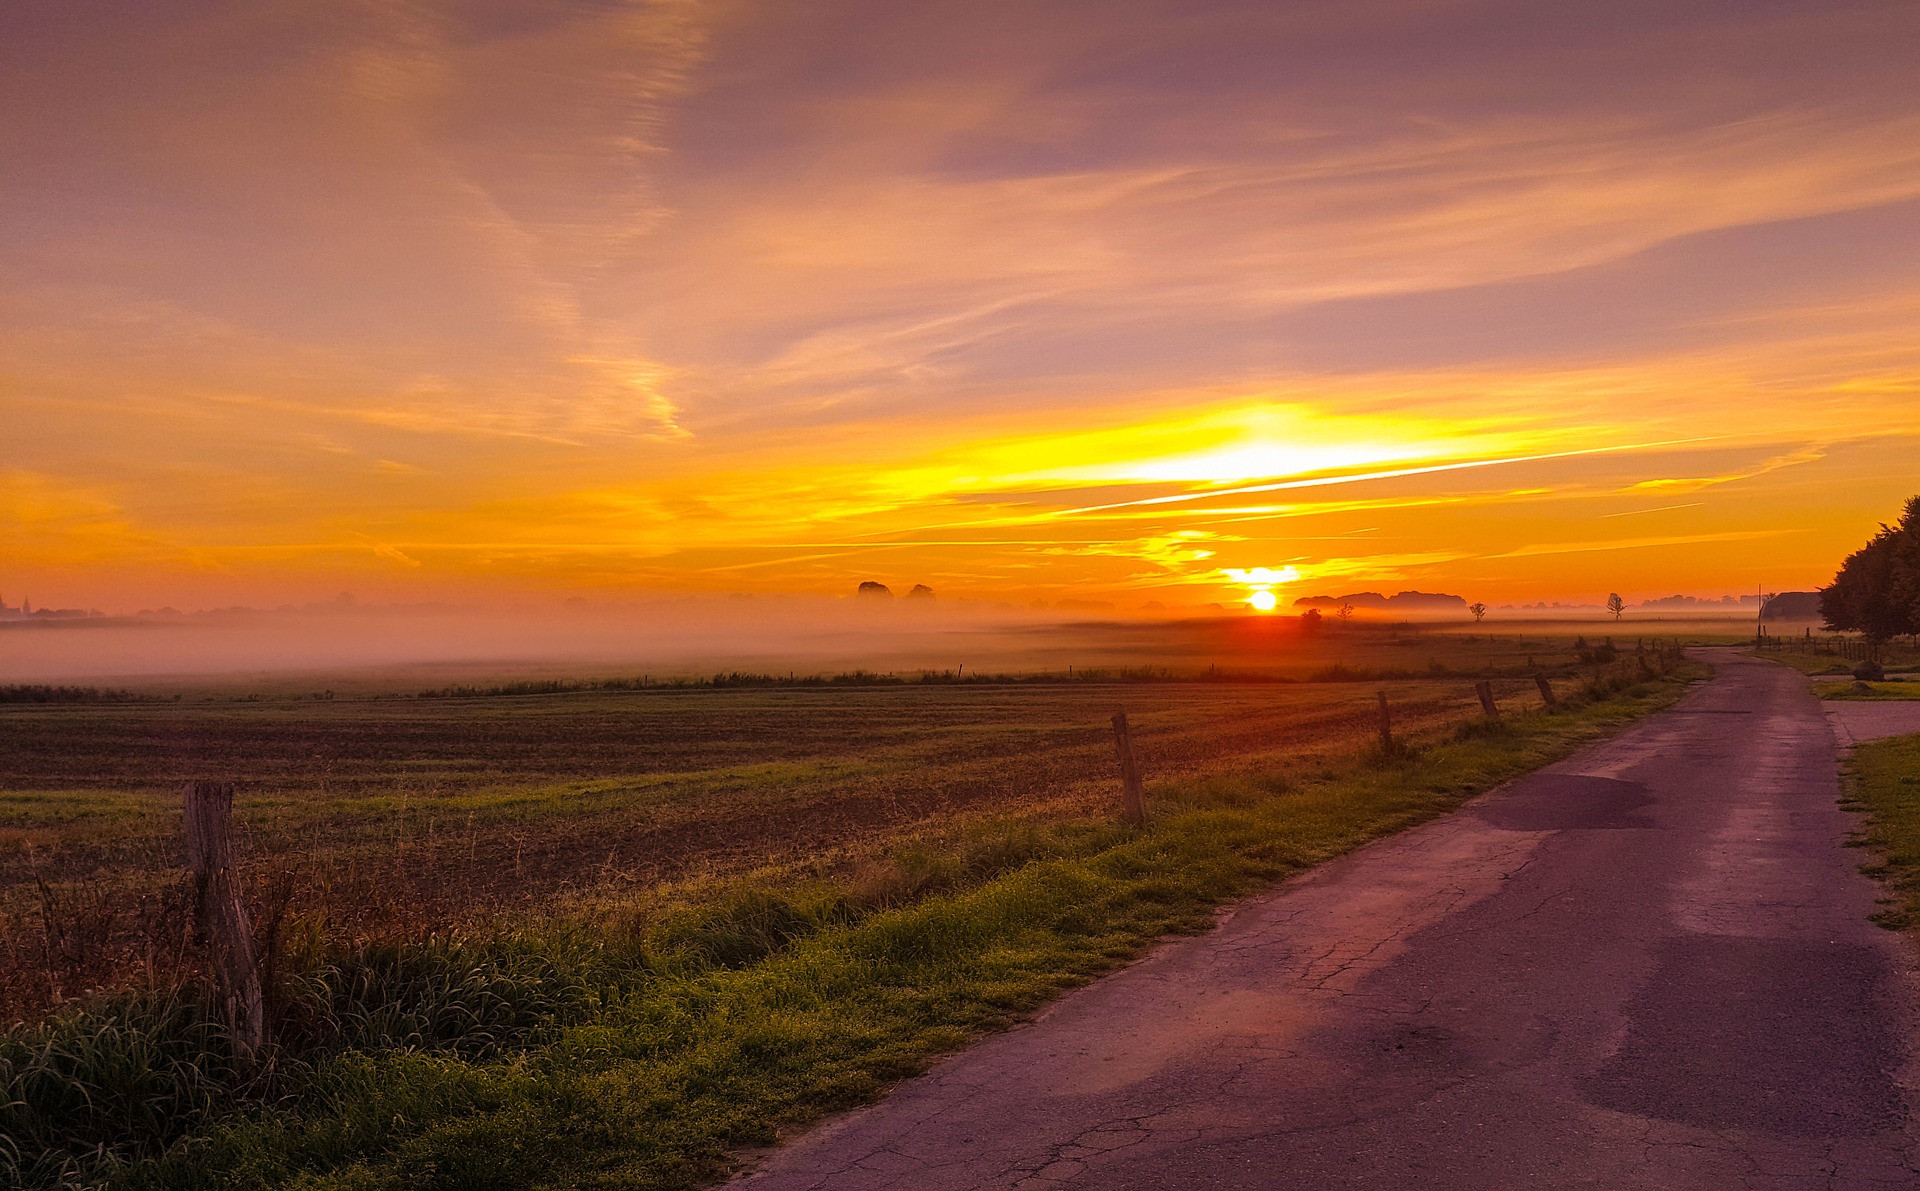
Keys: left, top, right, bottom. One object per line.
{"left": 0, "top": 597, "right": 1164, "bottom": 686}
{"left": 0, "top": 591, "right": 1781, "bottom": 690}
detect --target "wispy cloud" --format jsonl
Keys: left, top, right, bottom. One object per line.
{"left": 6, "top": 1, "right": 1920, "bottom": 608}
{"left": 1490, "top": 530, "right": 1796, "bottom": 561}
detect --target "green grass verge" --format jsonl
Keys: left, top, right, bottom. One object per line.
{"left": 1753, "top": 645, "right": 1920, "bottom": 678}
{"left": 1844, "top": 732, "right": 1920, "bottom": 932}
{"left": 1820, "top": 680, "right": 1920, "bottom": 701}
{"left": 8, "top": 670, "right": 1699, "bottom": 1191}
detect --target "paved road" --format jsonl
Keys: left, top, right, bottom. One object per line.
{"left": 1828, "top": 699, "right": 1920, "bottom": 747}
{"left": 735, "top": 652, "right": 1920, "bottom": 1189}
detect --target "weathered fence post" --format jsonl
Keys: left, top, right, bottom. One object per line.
{"left": 1534, "top": 674, "right": 1558, "bottom": 708}
{"left": 183, "top": 780, "right": 266, "bottom": 1061}
{"left": 1376, "top": 690, "right": 1393, "bottom": 752}
{"left": 1475, "top": 680, "right": 1499, "bottom": 718}
{"left": 1110, "top": 713, "right": 1148, "bottom": 827}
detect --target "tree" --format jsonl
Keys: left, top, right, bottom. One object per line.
{"left": 1336, "top": 602, "right": 1354, "bottom": 623}
{"left": 1468, "top": 602, "right": 1487, "bottom": 622}
{"left": 1822, "top": 496, "right": 1920, "bottom": 642}
{"left": 1606, "top": 593, "right": 1626, "bottom": 620}
{"left": 1300, "top": 607, "right": 1324, "bottom": 635}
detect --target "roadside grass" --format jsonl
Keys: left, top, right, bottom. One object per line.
{"left": 1756, "top": 643, "right": 1920, "bottom": 679}
{"left": 1844, "top": 732, "right": 1920, "bottom": 933}
{"left": 1758, "top": 652, "right": 1859, "bottom": 677}
{"left": 1819, "top": 680, "right": 1920, "bottom": 701}
{"left": 1, "top": 665, "right": 1699, "bottom": 1191}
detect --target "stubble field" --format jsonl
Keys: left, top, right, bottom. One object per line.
{"left": 5, "top": 672, "right": 1524, "bottom": 1018}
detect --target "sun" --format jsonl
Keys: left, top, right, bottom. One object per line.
{"left": 1247, "top": 589, "right": 1278, "bottom": 612}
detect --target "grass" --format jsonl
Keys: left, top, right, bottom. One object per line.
{"left": 1820, "top": 680, "right": 1920, "bottom": 701}
{"left": 1754, "top": 638, "right": 1920, "bottom": 678}
{"left": 1843, "top": 732, "right": 1920, "bottom": 932}
{"left": 1, "top": 661, "right": 1698, "bottom": 1190}
{"left": 1759, "top": 652, "right": 1861, "bottom": 677}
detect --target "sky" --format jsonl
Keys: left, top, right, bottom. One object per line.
{"left": 5, "top": 0, "right": 1920, "bottom": 616}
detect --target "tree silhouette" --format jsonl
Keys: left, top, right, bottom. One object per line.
{"left": 1468, "top": 602, "right": 1487, "bottom": 622}
{"left": 1821, "top": 495, "right": 1920, "bottom": 641}
{"left": 1606, "top": 593, "right": 1626, "bottom": 620}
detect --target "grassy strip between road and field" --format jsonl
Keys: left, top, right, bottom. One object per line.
{"left": 1821, "top": 680, "right": 1920, "bottom": 701}
{"left": 6, "top": 667, "right": 1698, "bottom": 1191}
{"left": 1755, "top": 644, "right": 1920, "bottom": 679}
{"left": 1845, "top": 732, "right": 1920, "bottom": 931}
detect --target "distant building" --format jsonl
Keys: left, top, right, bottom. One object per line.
{"left": 1761, "top": 591, "right": 1823, "bottom": 621}
{"left": 0, "top": 596, "right": 100, "bottom": 621}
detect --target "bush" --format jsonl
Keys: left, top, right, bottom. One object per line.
{"left": 1573, "top": 636, "right": 1618, "bottom": 665}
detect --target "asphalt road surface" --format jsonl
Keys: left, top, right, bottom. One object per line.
{"left": 1828, "top": 698, "right": 1920, "bottom": 747}
{"left": 735, "top": 651, "right": 1919, "bottom": 1190}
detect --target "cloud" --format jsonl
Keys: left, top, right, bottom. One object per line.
{"left": 7, "top": 1, "right": 1920, "bottom": 609}
{"left": 1489, "top": 530, "right": 1795, "bottom": 561}
{"left": 1622, "top": 444, "right": 1830, "bottom": 496}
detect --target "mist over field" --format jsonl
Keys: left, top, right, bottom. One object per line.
{"left": 0, "top": 598, "right": 1043, "bottom": 685}
{"left": 0, "top": 594, "right": 1772, "bottom": 688}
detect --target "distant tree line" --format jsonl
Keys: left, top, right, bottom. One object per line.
{"left": 0, "top": 684, "right": 148, "bottom": 703}
{"left": 1822, "top": 495, "right": 1920, "bottom": 641}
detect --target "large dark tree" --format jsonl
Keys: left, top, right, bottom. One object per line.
{"left": 1821, "top": 496, "right": 1920, "bottom": 641}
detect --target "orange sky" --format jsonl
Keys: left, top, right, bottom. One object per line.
{"left": 5, "top": 0, "right": 1919, "bottom": 614}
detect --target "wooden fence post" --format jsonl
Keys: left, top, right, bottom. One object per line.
{"left": 184, "top": 780, "right": 266, "bottom": 1061}
{"left": 1534, "top": 674, "right": 1558, "bottom": 708}
{"left": 1376, "top": 690, "right": 1393, "bottom": 752}
{"left": 1475, "top": 680, "right": 1499, "bottom": 718}
{"left": 1110, "top": 712, "right": 1148, "bottom": 827}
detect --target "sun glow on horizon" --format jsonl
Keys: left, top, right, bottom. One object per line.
{"left": 1223, "top": 565, "right": 1300, "bottom": 614}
